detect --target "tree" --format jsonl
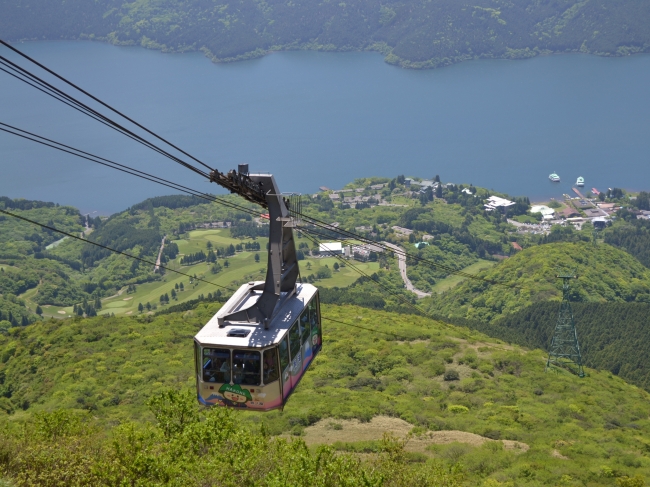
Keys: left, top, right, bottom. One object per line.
{"left": 175, "top": 283, "right": 179, "bottom": 290}
{"left": 224, "top": 260, "right": 229, "bottom": 268}
{"left": 206, "top": 241, "right": 213, "bottom": 250}
{"left": 179, "top": 283, "right": 184, "bottom": 291}
{"left": 171, "top": 289, "right": 177, "bottom": 299}
{"left": 138, "top": 302, "right": 144, "bottom": 313}
{"left": 35, "top": 305, "right": 43, "bottom": 315}
{"left": 434, "top": 174, "right": 440, "bottom": 183}
{"left": 333, "top": 262, "right": 339, "bottom": 271}
{"left": 435, "top": 184, "right": 443, "bottom": 199}
{"left": 146, "top": 302, "right": 151, "bottom": 311}
{"left": 306, "top": 262, "right": 312, "bottom": 270}
{"left": 254, "top": 253, "right": 260, "bottom": 263}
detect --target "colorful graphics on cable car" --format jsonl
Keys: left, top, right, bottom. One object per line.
{"left": 195, "top": 291, "right": 321, "bottom": 410}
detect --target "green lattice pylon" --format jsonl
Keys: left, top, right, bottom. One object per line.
{"left": 545, "top": 272, "right": 585, "bottom": 377}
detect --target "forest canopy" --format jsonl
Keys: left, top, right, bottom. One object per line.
{"left": 2, "top": 0, "right": 650, "bottom": 69}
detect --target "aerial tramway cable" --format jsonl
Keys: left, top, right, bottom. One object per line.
{"left": 0, "top": 39, "right": 214, "bottom": 174}
{"left": 0, "top": 122, "right": 263, "bottom": 219}
{"left": 0, "top": 47, "right": 210, "bottom": 179}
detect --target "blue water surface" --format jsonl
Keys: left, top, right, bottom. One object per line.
{"left": 1, "top": 41, "right": 649, "bottom": 214}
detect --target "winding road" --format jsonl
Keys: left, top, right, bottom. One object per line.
{"left": 383, "top": 242, "right": 431, "bottom": 299}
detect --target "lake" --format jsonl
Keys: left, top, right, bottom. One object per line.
{"left": 1, "top": 41, "right": 649, "bottom": 214}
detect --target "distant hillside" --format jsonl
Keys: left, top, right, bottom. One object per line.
{"left": 2, "top": 0, "right": 650, "bottom": 68}
{"left": 427, "top": 242, "right": 650, "bottom": 323}
{"left": 2, "top": 304, "right": 650, "bottom": 485}
{"left": 446, "top": 301, "right": 650, "bottom": 391}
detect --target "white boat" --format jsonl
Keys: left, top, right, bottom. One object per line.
{"left": 576, "top": 176, "right": 585, "bottom": 187}
{"left": 549, "top": 172, "right": 560, "bottom": 182}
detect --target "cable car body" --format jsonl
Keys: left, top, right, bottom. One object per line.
{"left": 194, "top": 282, "right": 321, "bottom": 410}
{"left": 195, "top": 166, "right": 321, "bottom": 410}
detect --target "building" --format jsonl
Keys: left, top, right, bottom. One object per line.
{"left": 328, "top": 193, "right": 340, "bottom": 201}
{"left": 530, "top": 205, "right": 555, "bottom": 220}
{"left": 592, "top": 217, "right": 608, "bottom": 229}
{"left": 485, "top": 196, "right": 515, "bottom": 213}
{"left": 319, "top": 242, "right": 343, "bottom": 255}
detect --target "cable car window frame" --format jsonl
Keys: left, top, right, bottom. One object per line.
{"left": 300, "top": 309, "right": 310, "bottom": 343}
{"left": 263, "top": 348, "right": 279, "bottom": 385}
{"left": 279, "top": 336, "right": 290, "bottom": 370}
{"left": 288, "top": 320, "right": 301, "bottom": 360}
{"left": 202, "top": 347, "right": 231, "bottom": 383}
{"left": 232, "top": 350, "right": 262, "bottom": 386}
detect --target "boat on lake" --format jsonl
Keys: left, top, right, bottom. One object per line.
{"left": 549, "top": 172, "right": 560, "bottom": 182}
{"left": 576, "top": 176, "right": 585, "bottom": 187}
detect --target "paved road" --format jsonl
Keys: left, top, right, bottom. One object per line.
{"left": 382, "top": 242, "right": 431, "bottom": 299}
{"left": 154, "top": 236, "right": 166, "bottom": 272}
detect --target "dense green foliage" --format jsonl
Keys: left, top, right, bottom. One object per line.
{"left": 605, "top": 219, "right": 650, "bottom": 269}
{"left": 446, "top": 301, "right": 650, "bottom": 391}
{"left": 2, "top": 305, "right": 650, "bottom": 485}
{"left": 427, "top": 242, "right": 650, "bottom": 323}
{"left": 3, "top": 0, "right": 650, "bottom": 69}
{"left": 0, "top": 391, "right": 463, "bottom": 486}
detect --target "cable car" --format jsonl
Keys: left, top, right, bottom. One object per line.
{"left": 194, "top": 165, "right": 322, "bottom": 410}
{"left": 194, "top": 282, "right": 321, "bottom": 410}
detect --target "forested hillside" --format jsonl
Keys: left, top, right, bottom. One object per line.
{"left": 2, "top": 304, "right": 650, "bottom": 485}
{"left": 2, "top": 0, "right": 650, "bottom": 68}
{"left": 426, "top": 241, "right": 650, "bottom": 323}
{"left": 444, "top": 301, "right": 650, "bottom": 391}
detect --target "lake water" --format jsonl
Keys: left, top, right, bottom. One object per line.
{"left": 1, "top": 41, "right": 649, "bottom": 214}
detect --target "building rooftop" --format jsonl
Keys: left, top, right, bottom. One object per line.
{"left": 319, "top": 242, "right": 342, "bottom": 253}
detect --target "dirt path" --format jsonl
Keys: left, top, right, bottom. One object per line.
{"left": 382, "top": 242, "right": 431, "bottom": 299}
{"left": 300, "top": 416, "right": 529, "bottom": 454}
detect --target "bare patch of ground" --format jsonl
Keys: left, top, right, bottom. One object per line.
{"left": 301, "top": 416, "right": 529, "bottom": 454}
{"left": 123, "top": 297, "right": 133, "bottom": 301}
{"left": 551, "top": 449, "right": 569, "bottom": 459}
{"left": 57, "top": 310, "right": 66, "bottom": 315}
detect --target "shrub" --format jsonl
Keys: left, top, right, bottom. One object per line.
{"left": 444, "top": 369, "right": 460, "bottom": 381}
{"left": 390, "top": 367, "right": 414, "bottom": 382}
{"left": 448, "top": 405, "right": 469, "bottom": 414}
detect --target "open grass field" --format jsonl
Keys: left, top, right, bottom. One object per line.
{"left": 299, "top": 256, "right": 380, "bottom": 288}
{"left": 429, "top": 259, "right": 495, "bottom": 293}
{"left": 175, "top": 229, "right": 249, "bottom": 255}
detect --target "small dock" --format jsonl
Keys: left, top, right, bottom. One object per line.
{"left": 572, "top": 187, "right": 586, "bottom": 199}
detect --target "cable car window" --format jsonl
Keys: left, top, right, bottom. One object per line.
{"left": 203, "top": 348, "right": 230, "bottom": 383}
{"left": 233, "top": 350, "right": 261, "bottom": 386}
{"left": 263, "top": 349, "right": 279, "bottom": 384}
{"left": 300, "top": 310, "right": 310, "bottom": 343}
{"left": 279, "top": 337, "right": 290, "bottom": 371}
{"left": 309, "top": 299, "right": 319, "bottom": 331}
{"left": 289, "top": 321, "right": 301, "bottom": 359}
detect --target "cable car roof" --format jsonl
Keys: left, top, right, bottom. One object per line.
{"left": 195, "top": 282, "right": 318, "bottom": 349}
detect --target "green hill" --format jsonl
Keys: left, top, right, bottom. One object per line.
{"left": 427, "top": 241, "right": 650, "bottom": 324}
{"left": 3, "top": 0, "right": 650, "bottom": 69}
{"left": 2, "top": 304, "right": 650, "bottom": 485}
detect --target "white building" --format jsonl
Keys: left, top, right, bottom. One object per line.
{"left": 530, "top": 205, "right": 555, "bottom": 220}
{"left": 319, "top": 242, "right": 343, "bottom": 255}
{"left": 484, "top": 196, "right": 515, "bottom": 212}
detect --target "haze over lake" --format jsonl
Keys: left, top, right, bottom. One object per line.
{"left": 1, "top": 41, "right": 649, "bottom": 214}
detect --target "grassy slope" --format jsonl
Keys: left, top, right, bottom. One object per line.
{"left": 429, "top": 260, "right": 496, "bottom": 294}
{"left": 2, "top": 304, "right": 650, "bottom": 484}
{"left": 427, "top": 242, "right": 650, "bottom": 323}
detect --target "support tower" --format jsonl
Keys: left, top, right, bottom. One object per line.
{"left": 545, "top": 272, "right": 585, "bottom": 377}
